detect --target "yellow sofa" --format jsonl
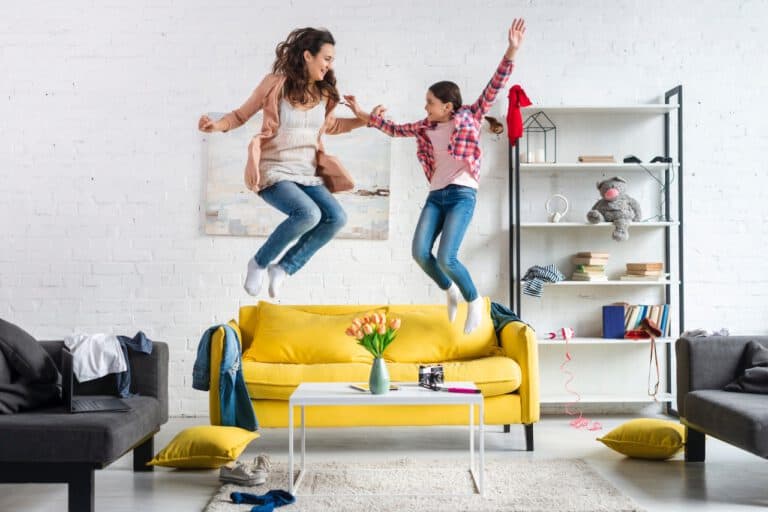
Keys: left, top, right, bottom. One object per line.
{"left": 208, "top": 298, "right": 540, "bottom": 449}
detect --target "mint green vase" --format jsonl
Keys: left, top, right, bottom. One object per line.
{"left": 369, "top": 357, "right": 390, "bottom": 395}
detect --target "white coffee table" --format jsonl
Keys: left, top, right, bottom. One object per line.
{"left": 287, "top": 381, "right": 484, "bottom": 495}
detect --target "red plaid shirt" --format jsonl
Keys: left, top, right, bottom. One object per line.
{"left": 368, "top": 57, "right": 514, "bottom": 183}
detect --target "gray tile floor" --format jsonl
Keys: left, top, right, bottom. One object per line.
{"left": 1, "top": 415, "right": 766, "bottom": 511}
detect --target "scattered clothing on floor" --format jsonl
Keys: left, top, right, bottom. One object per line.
{"left": 230, "top": 490, "right": 295, "bottom": 512}
{"left": 64, "top": 333, "right": 126, "bottom": 382}
{"left": 521, "top": 264, "right": 565, "bottom": 297}
{"left": 193, "top": 324, "right": 258, "bottom": 431}
{"left": 115, "top": 331, "right": 153, "bottom": 398}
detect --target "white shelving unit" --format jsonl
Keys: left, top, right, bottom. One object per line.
{"left": 509, "top": 89, "right": 685, "bottom": 411}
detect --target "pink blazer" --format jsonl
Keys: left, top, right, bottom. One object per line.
{"left": 220, "top": 74, "right": 365, "bottom": 192}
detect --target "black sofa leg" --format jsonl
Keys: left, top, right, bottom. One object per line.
{"left": 134, "top": 435, "right": 155, "bottom": 472}
{"left": 685, "top": 427, "right": 705, "bottom": 462}
{"left": 524, "top": 423, "right": 534, "bottom": 451}
{"left": 68, "top": 467, "right": 94, "bottom": 512}
{"left": 503, "top": 424, "right": 510, "bottom": 433}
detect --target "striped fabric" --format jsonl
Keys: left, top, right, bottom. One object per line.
{"left": 367, "top": 57, "right": 515, "bottom": 184}
{"left": 522, "top": 264, "right": 565, "bottom": 297}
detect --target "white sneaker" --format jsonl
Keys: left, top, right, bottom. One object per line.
{"left": 219, "top": 460, "right": 266, "bottom": 486}
{"left": 247, "top": 453, "right": 271, "bottom": 481}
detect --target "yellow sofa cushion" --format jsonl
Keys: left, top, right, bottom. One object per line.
{"left": 147, "top": 425, "right": 259, "bottom": 469}
{"left": 597, "top": 418, "right": 686, "bottom": 460}
{"left": 242, "top": 301, "right": 381, "bottom": 364}
{"left": 239, "top": 299, "right": 497, "bottom": 364}
{"left": 385, "top": 298, "right": 496, "bottom": 362}
{"left": 240, "top": 355, "right": 522, "bottom": 400}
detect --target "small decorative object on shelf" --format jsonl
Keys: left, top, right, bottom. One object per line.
{"left": 586, "top": 177, "right": 642, "bottom": 241}
{"left": 521, "top": 110, "right": 556, "bottom": 163}
{"left": 545, "top": 194, "right": 569, "bottom": 223}
{"left": 345, "top": 313, "right": 401, "bottom": 394}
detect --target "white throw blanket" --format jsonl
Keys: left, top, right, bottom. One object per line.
{"left": 64, "top": 333, "right": 127, "bottom": 382}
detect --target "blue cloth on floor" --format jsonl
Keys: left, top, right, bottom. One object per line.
{"left": 193, "top": 325, "right": 258, "bottom": 431}
{"left": 231, "top": 490, "right": 296, "bottom": 512}
{"left": 115, "top": 331, "right": 153, "bottom": 398}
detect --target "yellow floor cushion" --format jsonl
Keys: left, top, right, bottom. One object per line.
{"left": 241, "top": 356, "right": 522, "bottom": 400}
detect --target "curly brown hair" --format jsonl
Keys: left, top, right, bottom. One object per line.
{"left": 272, "top": 27, "right": 340, "bottom": 106}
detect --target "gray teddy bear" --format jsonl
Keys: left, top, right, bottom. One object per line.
{"left": 586, "top": 176, "right": 641, "bottom": 241}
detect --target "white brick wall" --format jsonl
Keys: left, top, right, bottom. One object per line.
{"left": 2, "top": 0, "right": 767, "bottom": 416}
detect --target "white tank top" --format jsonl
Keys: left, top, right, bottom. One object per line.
{"left": 260, "top": 98, "right": 326, "bottom": 188}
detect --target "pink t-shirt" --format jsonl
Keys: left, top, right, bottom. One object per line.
{"left": 426, "top": 121, "right": 478, "bottom": 191}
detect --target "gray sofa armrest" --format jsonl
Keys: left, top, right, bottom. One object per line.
{"left": 675, "top": 336, "right": 767, "bottom": 417}
{"left": 40, "top": 340, "right": 169, "bottom": 424}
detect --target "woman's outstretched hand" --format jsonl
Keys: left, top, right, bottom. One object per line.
{"left": 198, "top": 114, "right": 223, "bottom": 132}
{"left": 506, "top": 18, "right": 526, "bottom": 59}
{"left": 343, "top": 95, "right": 387, "bottom": 123}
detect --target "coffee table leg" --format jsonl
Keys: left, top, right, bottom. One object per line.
{"left": 469, "top": 403, "right": 474, "bottom": 471}
{"left": 288, "top": 402, "right": 294, "bottom": 494}
{"left": 479, "top": 400, "right": 485, "bottom": 496}
{"left": 301, "top": 406, "right": 306, "bottom": 470}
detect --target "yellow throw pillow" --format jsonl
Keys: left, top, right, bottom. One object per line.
{"left": 597, "top": 418, "right": 686, "bottom": 460}
{"left": 243, "top": 301, "right": 380, "bottom": 364}
{"left": 147, "top": 426, "right": 259, "bottom": 468}
{"left": 385, "top": 298, "right": 496, "bottom": 363}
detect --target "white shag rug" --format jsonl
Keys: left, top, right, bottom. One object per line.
{"left": 204, "top": 457, "right": 644, "bottom": 512}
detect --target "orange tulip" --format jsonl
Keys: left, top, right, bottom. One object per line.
{"left": 362, "top": 323, "right": 374, "bottom": 335}
{"left": 355, "top": 330, "right": 364, "bottom": 340}
{"left": 345, "top": 327, "right": 356, "bottom": 337}
{"left": 352, "top": 318, "right": 362, "bottom": 328}
{"left": 390, "top": 318, "right": 401, "bottom": 330}
{"left": 377, "top": 324, "right": 386, "bottom": 335}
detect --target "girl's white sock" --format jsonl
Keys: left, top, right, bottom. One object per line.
{"left": 464, "top": 296, "right": 484, "bottom": 334}
{"left": 446, "top": 283, "right": 461, "bottom": 322}
{"left": 268, "top": 264, "right": 287, "bottom": 298}
{"left": 244, "top": 258, "right": 266, "bottom": 296}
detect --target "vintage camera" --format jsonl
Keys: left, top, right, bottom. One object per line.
{"left": 418, "top": 364, "right": 444, "bottom": 389}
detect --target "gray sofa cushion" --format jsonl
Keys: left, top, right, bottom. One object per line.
{"left": 0, "top": 319, "right": 61, "bottom": 413}
{"left": 685, "top": 389, "right": 768, "bottom": 458}
{"left": 0, "top": 395, "right": 162, "bottom": 464}
{"left": 725, "top": 340, "right": 768, "bottom": 394}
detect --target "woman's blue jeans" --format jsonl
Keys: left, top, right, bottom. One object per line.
{"left": 412, "top": 185, "right": 478, "bottom": 301}
{"left": 254, "top": 181, "right": 347, "bottom": 275}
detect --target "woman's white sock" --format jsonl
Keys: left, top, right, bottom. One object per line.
{"left": 446, "top": 283, "right": 461, "bottom": 322}
{"left": 244, "top": 259, "right": 266, "bottom": 296}
{"left": 268, "top": 264, "right": 287, "bottom": 298}
{"left": 464, "top": 297, "right": 484, "bottom": 334}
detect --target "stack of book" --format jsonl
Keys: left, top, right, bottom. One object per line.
{"left": 577, "top": 155, "right": 616, "bottom": 163}
{"left": 624, "top": 304, "right": 672, "bottom": 337}
{"left": 571, "top": 252, "right": 609, "bottom": 281}
{"left": 620, "top": 262, "right": 666, "bottom": 281}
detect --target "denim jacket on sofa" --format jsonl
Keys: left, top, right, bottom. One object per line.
{"left": 193, "top": 325, "right": 257, "bottom": 431}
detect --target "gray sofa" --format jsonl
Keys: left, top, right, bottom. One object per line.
{"left": 0, "top": 340, "right": 168, "bottom": 512}
{"left": 676, "top": 335, "right": 768, "bottom": 462}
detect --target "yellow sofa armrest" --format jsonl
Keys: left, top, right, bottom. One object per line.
{"left": 208, "top": 320, "right": 243, "bottom": 426}
{"left": 499, "top": 321, "right": 540, "bottom": 424}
